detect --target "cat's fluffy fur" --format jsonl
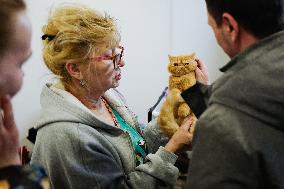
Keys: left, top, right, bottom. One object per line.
{"left": 158, "top": 54, "right": 197, "bottom": 138}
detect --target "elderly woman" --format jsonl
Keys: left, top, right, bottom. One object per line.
{"left": 31, "top": 4, "right": 193, "bottom": 189}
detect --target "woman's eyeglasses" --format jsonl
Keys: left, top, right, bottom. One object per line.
{"left": 92, "top": 46, "right": 124, "bottom": 69}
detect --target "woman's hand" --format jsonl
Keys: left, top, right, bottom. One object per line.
{"left": 195, "top": 59, "right": 209, "bottom": 85}
{"left": 0, "top": 95, "right": 20, "bottom": 168}
{"left": 165, "top": 117, "right": 195, "bottom": 153}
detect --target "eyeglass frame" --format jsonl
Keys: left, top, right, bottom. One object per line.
{"left": 91, "top": 46, "right": 124, "bottom": 69}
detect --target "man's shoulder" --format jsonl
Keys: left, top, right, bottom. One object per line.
{"left": 199, "top": 103, "right": 243, "bottom": 127}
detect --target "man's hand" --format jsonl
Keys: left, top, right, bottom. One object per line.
{"left": 195, "top": 59, "right": 209, "bottom": 85}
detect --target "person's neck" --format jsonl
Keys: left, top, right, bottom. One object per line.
{"left": 229, "top": 30, "right": 259, "bottom": 58}
{"left": 238, "top": 29, "right": 259, "bottom": 53}
{"left": 65, "top": 83, "right": 105, "bottom": 110}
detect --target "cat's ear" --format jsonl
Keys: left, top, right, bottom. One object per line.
{"left": 190, "top": 52, "right": 196, "bottom": 59}
{"left": 168, "top": 55, "right": 174, "bottom": 62}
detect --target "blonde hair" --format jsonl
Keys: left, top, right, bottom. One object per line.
{"left": 42, "top": 4, "right": 120, "bottom": 84}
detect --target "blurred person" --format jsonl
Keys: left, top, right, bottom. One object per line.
{"left": 0, "top": 0, "right": 50, "bottom": 188}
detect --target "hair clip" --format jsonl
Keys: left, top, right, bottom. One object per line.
{"left": 41, "top": 34, "right": 55, "bottom": 41}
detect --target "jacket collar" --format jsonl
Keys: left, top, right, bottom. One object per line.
{"left": 220, "top": 30, "right": 284, "bottom": 73}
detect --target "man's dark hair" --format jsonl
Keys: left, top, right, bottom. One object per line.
{"left": 0, "top": 0, "right": 26, "bottom": 56}
{"left": 205, "top": 0, "right": 284, "bottom": 39}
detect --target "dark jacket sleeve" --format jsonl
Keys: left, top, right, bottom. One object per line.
{"left": 181, "top": 82, "right": 211, "bottom": 118}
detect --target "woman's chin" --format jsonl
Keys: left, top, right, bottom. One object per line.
{"left": 112, "top": 81, "right": 120, "bottom": 88}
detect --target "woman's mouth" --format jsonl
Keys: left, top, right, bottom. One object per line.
{"left": 115, "top": 73, "right": 121, "bottom": 80}
{"left": 114, "top": 69, "right": 121, "bottom": 80}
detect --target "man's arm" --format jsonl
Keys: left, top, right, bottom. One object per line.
{"left": 181, "top": 82, "right": 211, "bottom": 118}
{"left": 186, "top": 105, "right": 260, "bottom": 188}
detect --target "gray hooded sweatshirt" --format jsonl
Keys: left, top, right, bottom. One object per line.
{"left": 31, "top": 84, "right": 178, "bottom": 189}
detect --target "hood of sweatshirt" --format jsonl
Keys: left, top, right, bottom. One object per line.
{"left": 34, "top": 84, "right": 139, "bottom": 133}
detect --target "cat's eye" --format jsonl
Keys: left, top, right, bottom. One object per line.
{"left": 174, "top": 63, "right": 178, "bottom": 66}
{"left": 185, "top": 63, "right": 189, "bottom": 65}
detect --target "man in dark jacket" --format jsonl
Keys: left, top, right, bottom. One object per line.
{"left": 184, "top": 0, "right": 284, "bottom": 188}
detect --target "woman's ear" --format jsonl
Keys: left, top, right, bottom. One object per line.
{"left": 65, "top": 62, "right": 83, "bottom": 80}
{"left": 221, "top": 13, "right": 239, "bottom": 43}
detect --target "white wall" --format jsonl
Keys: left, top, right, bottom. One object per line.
{"left": 13, "top": 0, "right": 229, "bottom": 141}
{"left": 171, "top": 0, "right": 229, "bottom": 81}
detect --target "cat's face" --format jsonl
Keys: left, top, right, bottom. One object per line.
{"left": 168, "top": 55, "right": 197, "bottom": 76}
